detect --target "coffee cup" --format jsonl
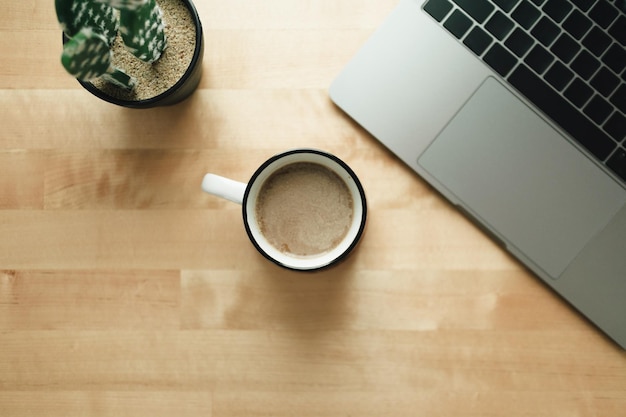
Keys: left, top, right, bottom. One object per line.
{"left": 201, "top": 149, "right": 367, "bottom": 271}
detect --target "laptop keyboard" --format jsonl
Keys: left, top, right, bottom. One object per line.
{"left": 423, "top": 0, "right": 626, "bottom": 183}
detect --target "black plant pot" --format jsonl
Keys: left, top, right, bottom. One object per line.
{"left": 64, "top": 0, "right": 204, "bottom": 109}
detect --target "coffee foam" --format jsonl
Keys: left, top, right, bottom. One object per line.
{"left": 256, "top": 162, "right": 354, "bottom": 257}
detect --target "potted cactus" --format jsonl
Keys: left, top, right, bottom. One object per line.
{"left": 56, "top": 0, "right": 204, "bottom": 108}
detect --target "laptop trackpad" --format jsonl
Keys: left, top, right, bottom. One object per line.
{"left": 418, "top": 78, "right": 625, "bottom": 278}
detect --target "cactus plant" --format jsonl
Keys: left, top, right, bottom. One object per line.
{"left": 56, "top": 0, "right": 167, "bottom": 90}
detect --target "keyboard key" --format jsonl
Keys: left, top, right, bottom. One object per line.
{"left": 584, "top": 95, "right": 613, "bottom": 124}
{"left": 484, "top": 44, "right": 518, "bottom": 76}
{"left": 607, "top": 148, "right": 626, "bottom": 181}
{"left": 444, "top": 10, "right": 473, "bottom": 39}
{"left": 604, "top": 113, "right": 626, "bottom": 143}
{"left": 571, "top": 50, "right": 601, "bottom": 79}
{"left": 451, "top": 0, "right": 495, "bottom": 23}
{"left": 590, "top": 67, "right": 620, "bottom": 97}
{"left": 493, "top": 0, "right": 521, "bottom": 12}
{"left": 512, "top": 1, "right": 541, "bottom": 30}
{"left": 583, "top": 27, "right": 613, "bottom": 57}
{"left": 531, "top": 17, "right": 560, "bottom": 46}
{"left": 589, "top": 1, "right": 619, "bottom": 29}
{"left": 570, "top": 0, "right": 595, "bottom": 12}
{"left": 530, "top": 0, "right": 545, "bottom": 6}
{"left": 564, "top": 78, "right": 593, "bottom": 107}
{"left": 545, "top": 61, "right": 574, "bottom": 90}
{"left": 508, "top": 64, "right": 617, "bottom": 160}
{"left": 525, "top": 44, "right": 554, "bottom": 73}
{"left": 609, "top": 16, "right": 626, "bottom": 46}
{"left": 424, "top": 0, "right": 453, "bottom": 22}
{"left": 551, "top": 33, "right": 580, "bottom": 63}
{"left": 602, "top": 43, "right": 626, "bottom": 74}
{"left": 486, "top": 11, "right": 515, "bottom": 40}
{"left": 563, "top": 10, "right": 593, "bottom": 40}
{"left": 542, "top": 0, "right": 572, "bottom": 23}
{"left": 464, "top": 26, "right": 494, "bottom": 55}
{"left": 610, "top": 85, "right": 626, "bottom": 114}
{"left": 505, "top": 28, "right": 535, "bottom": 57}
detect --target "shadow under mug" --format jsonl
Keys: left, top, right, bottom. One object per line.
{"left": 201, "top": 149, "right": 367, "bottom": 271}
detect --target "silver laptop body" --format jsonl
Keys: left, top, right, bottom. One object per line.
{"left": 330, "top": 0, "right": 626, "bottom": 348}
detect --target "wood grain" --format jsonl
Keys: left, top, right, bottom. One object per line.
{"left": 1, "top": 1, "right": 625, "bottom": 416}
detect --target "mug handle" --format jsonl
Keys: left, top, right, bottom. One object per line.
{"left": 201, "top": 174, "right": 247, "bottom": 205}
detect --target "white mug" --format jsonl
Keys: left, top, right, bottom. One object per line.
{"left": 201, "top": 149, "right": 367, "bottom": 271}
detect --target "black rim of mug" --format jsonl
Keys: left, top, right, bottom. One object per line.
{"left": 242, "top": 148, "right": 368, "bottom": 272}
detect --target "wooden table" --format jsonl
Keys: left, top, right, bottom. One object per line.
{"left": 1, "top": 1, "right": 625, "bottom": 416}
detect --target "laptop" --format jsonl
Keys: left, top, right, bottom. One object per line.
{"left": 330, "top": 0, "right": 626, "bottom": 349}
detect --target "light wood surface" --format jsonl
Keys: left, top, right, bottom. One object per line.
{"left": 1, "top": 1, "right": 625, "bottom": 416}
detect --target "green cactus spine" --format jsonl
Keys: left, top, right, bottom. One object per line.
{"left": 56, "top": 0, "right": 118, "bottom": 45}
{"left": 118, "top": 0, "right": 167, "bottom": 63}
{"left": 55, "top": 0, "right": 168, "bottom": 90}
{"left": 60, "top": 27, "right": 136, "bottom": 89}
